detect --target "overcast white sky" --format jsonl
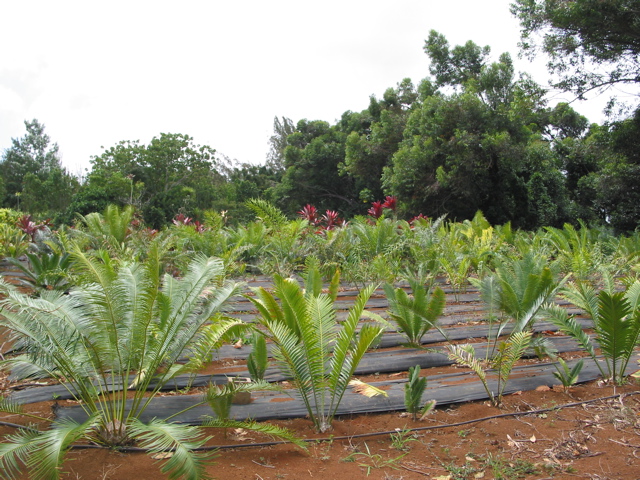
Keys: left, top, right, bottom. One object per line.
{"left": 0, "top": 0, "right": 618, "bottom": 175}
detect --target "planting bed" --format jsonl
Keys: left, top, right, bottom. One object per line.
{"left": 2, "top": 275, "right": 640, "bottom": 479}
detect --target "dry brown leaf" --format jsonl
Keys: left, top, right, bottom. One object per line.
{"left": 536, "top": 385, "right": 551, "bottom": 391}
{"left": 150, "top": 452, "right": 173, "bottom": 460}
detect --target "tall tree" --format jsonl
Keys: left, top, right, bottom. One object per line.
{"left": 88, "top": 133, "right": 219, "bottom": 226}
{"left": 266, "top": 116, "right": 295, "bottom": 171}
{"left": 512, "top": 0, "right": 640, "bottom": 102}
{"left": 382, "top": 32, "right": 578, "bottom": 228}
{"left": 0, "top": 120, "right": 67, "bottom": 208}
{"left": 275, "top": 120, "right": 357, "bottom": 215}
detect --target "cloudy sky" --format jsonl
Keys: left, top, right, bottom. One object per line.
{"left": 0, "top": 0, "right": 616, "bottom": 175}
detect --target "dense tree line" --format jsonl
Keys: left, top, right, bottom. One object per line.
{"left": 2, "top": 6, "right": 640, "bottom": 232}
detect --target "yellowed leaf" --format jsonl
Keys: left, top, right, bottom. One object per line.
{"left": 349, "top": 379, "right": 388, "bottom": 397}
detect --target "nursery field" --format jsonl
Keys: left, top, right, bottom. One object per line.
{"left": 2, "top": 276, "right": 640, "bottom": 479}
{"left": 1, "top": 207, "right": 640, "bottom": 479}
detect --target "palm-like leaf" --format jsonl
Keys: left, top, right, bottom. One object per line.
{"left": 200, "top": 417, "right": 307, "bottom": 450}
{"left": 128, "top": 419, "right": 213, "bottom": 480}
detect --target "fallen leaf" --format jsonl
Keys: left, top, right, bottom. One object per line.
{"left": 530, "top": 434, "right": 537, "bottom": 443}
{"left": 151, "top": 452, "right": 173, "bottom": 460}
{"left": 512, "top": 390, "right": 523, "bottom": 396}
{"left": 474, "top": 472, "right": 485, "bottom": 479}
{"left": 536, "top": 385, "right": 551, "bottom": 391}
{"left": 233, "top": 339, "right": 243, "bottom": 349}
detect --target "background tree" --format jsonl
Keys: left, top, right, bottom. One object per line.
{"left": 382, "top": 32, "right": 577, "bottom": 227}
{"left": 341, "top": 79, "right": 422, "bottom": 203}
{"left": 275, "top": 119, "right": 358, "bottom": 215}
{"left": 267, "top": 116, "right": 295, "bottom": 171}
{"left": 0, "top": 119, "right": 78, "bottom": 213}
{"left": 512, "top": 0, "right": 640, "bottom": 103}
{"left": 88, "top": 133, "right": 219, "bottom": 227}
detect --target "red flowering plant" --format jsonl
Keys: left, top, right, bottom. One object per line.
{"left": 16, "top": 215, "right": 50, "bottom": 242}
{"left": 321, "top": 210, "right": 344, "bottom": 231}
{"left": 367, "top": 201, "right": 384, "bottom": 219}
{"left": 298, "top": 204, "right": 320, "bottom": 226}
{"left": 409, "top": 213, "right": 430, "bottom": 228}
{"left": 172, "top": 213, "right": 193, "bottom": 226}
{"left": 381, "top": 196, "right": 397, "bottom": 212}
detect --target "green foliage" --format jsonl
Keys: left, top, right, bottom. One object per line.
{"left": 403, "top": 365, "right": 436, "bottom": 421}
{"left": 384, "top": 281, "right": 446, "bottom": 347}
{"left": 552, "top": 357, "right": 584, "bottom": 393}
{"left": 549, "top": 280, "right": 640, "bottom": 384}
{"left": 448, "top": 331, "right": 533, "bottom": 407}
{"left": 247, "top": 332, "right": 269, "bottom": 381}
{"left": 7, "top": 251, "right": 73, "bottom": 291}
{"left": 512, "top": 0, "right": 640, "bottom": 101}
{"left": 0, "top": 224, "right": 29, "bottom": 259}
{"left": 0, "top": 245, "right": 245, "bottom": 478}
{"left": 246, "top": 259, "right": 386, "bottom": 432}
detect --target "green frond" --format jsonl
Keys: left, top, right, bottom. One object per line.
{"left": 419, "top": 400, "right": 437, "bottom": 419}
{"left": 247, "top": 332, "right": 268, "bottom": 381}
{"left": 245, "top": 198, "right": 288, "bottom": 228}
{"left": 446, "top": 345, "right": 486, "bottom": 382}
{"left": 128, "top": 418, "right": 213, "bottom": 480}
{"left": 624, "top": 279, "right": 640, "bottom": 316}
{"left": 29, "top": 416, "right": 97, "bottom": 480}
{"left": 0, "top": 428, "right": 42, "bottom": 480}
{"left": 199, "top": 417, "right": 307, "bottom": 450}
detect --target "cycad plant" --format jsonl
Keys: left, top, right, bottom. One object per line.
{"left": 384, "top": 280, "right": 446, "bottom": 347}
{"left": 404, "top": 365, "right": 436, "bottom": 421}
{"left": 0, "top": 243, "right": 252, "bottom": 479}
{"left": 246, "top": 258, "right": 387, "bottom": 433}
{"left": 471, "top": 252, "right": 566, "bottom": 352}
{"left": 547, "top": 278, "right": 640, "bottom": 385}
{"left": 447, "top": 331, "right": 532, "bottom": 407}
{"left": 7, "top": 251, "right": 73, "bottom": 291}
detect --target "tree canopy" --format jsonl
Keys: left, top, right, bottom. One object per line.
{"left": 511, "top": 0, "right": 640, "bottom": 102}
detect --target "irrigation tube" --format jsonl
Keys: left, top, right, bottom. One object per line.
{"left": 29, "top": 391, "right": 631, "bottom": 453}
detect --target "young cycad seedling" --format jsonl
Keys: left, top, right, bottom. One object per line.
{"left": 552, "top": 358, "right": 584, "bottom": 393}
{"left": 247, "top": 331, "right": 268, "bottom": 381}
{"left": 447, "top": 331, "right": 533, "bottom": 407}
{"left": 404, "top": 365, "right": 436, "bottom": 421}
{"left": 384, "top": 280, "right": 446, "bottom": 347}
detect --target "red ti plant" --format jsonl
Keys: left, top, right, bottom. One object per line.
{"left": 367, "top": 201, "right": 384, "bottom": 219}
{"left": 16, "top": 215, "right": 49, "bottom": 242}
{"left": 298, "top": 204, "right": 319, "bottom": 226}
{"left": 172, "top": 213, "right": 193, "bottom": 226}
{"left": 322, "top": 210, "right": 343, "bottom": 230}
{"left": 192, "top": 221, "right": 206, "bottom": 233}
{"left": 381, "top": 196, "right": 397, "bottom": 212}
